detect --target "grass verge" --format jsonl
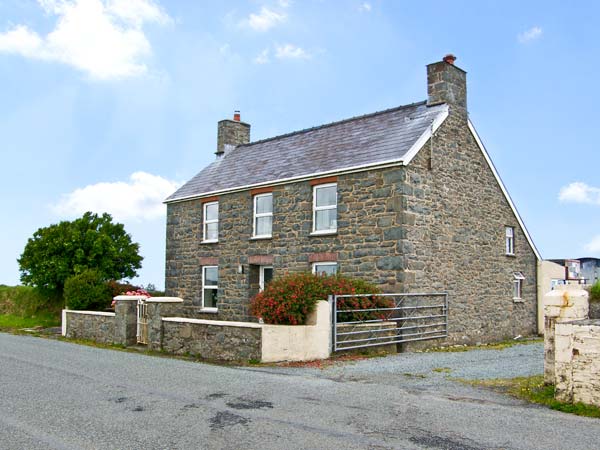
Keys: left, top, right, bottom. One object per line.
{"left": 0, "top": 313, "right": 60, "bottom": 331}
{"left": 460, "top": 375, "right": 600, "bottom": 419}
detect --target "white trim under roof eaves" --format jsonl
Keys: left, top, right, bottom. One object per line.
{"left": 401, "top": 105, "right": 449, "bottom": 165}
{"left": 164, "top": 107, "right": 450, "bottom": 205}
{"left": 468, "top": 120, "right": 542, "bottom": 261}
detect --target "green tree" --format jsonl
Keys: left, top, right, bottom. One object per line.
{"left": 18, "top": 212, "right": 143, "bottom": 297}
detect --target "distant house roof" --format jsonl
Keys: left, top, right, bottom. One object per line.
{"left": 165, "top": 101, "right": 448, "bottom": 203}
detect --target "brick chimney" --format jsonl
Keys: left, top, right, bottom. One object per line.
{"left": 216, "top": 110, "right": 250, "bottom": 157}
{"left": 427, "top": 54, "right": 467, "bottom": 118}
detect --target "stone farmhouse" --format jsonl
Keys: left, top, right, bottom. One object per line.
{"left": 164, "top": 55, "right": 541, "bottom": 344}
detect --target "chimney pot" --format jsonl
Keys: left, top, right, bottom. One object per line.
{"left": 443, "top": 54, "right": 456, "bottom": 65}
{"left": 233, "top": 110, "right": 241, "bottom": 121}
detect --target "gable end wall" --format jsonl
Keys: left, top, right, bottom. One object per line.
{"left": 400, "top": 112, "right": 538, "bottom": 343}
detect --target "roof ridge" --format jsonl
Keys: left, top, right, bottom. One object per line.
{"left": 237, "top": 100, "right": 428, "bottom": 148}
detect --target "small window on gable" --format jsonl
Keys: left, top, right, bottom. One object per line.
{"left": 513, "top": 271, "right": 525, "bottom": 301}
{"left": 312, "top": 262, "right": 338, "bottom": 276}
{"left": 202, "top": 266, "right": 219, "bottom": 310}
{"left": 505, "top": 226, "right": 514, "bottom": 255}
{"left": 203, "top": 201, "right": 219, "bottom": 242}
{"left": 253, "top": 193, "right": 273, "bottom": 238}
{"left": 313, "top": 183, "right": 337, "bottom": 234}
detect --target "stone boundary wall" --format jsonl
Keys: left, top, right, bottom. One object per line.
{"left": 161, "top": 318, "right": 262, "bottom": 361}
{"left": 555, "top": 319, "right": 600, "bottom": 407}
{"left": 62, "top": 299, "right": 332, "bottom": 363}
{"left": 62, "top": 310, "right": 115, "bottom": 344}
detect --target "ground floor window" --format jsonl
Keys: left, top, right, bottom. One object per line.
{"left": 312, "top": 262, "right": 338, "bottom": 276}
{"left": 513, "top": 272, "right": 525, "bottom": 301}
{"left": 202, "top": 266, "right": 218, "bottom": 309}
{"left": 259, "top": 266, "right": 273, "bottom": 291}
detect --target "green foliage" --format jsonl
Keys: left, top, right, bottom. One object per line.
{"left": 0, "top": 313, "right": 60, "bottom": 331}
{"left": 0, "top": 285, "right": 61, "bottom": 317}
{"left": 250, "top": 272, "right": 388, "bottom": 325}
{"left": 18, "top": 212, "right": 143, "bottom": 296}
{"left": 105, "top": 280, "right": 140, "bottom": 299}
{"left": 64, "top": 269, "right": 112, "bottom": 311}
{"left": 589, "top": 281, "right": 600, "bottom": 303}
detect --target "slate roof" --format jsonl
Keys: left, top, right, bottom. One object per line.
{"left": 166, "top": 101, "right": 448, "bottom": 202}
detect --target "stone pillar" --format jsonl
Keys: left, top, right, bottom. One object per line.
{"left": 145, "top": 298, "right": 184, "bottom": 352}
{"left": 543, "top": 284, "right": 588, "bottom": 384}
{"left": 113, "top": 296, "right": 144, "bottom": 346}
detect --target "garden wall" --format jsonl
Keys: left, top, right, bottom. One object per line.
{"left": 62, "top": 299, "right": 332, "bottom": 363}
{"left": 554, "top": 319, "right": 600, "bottom": 407}
{"left": 62, "top": 310, "right": 115, "bottom": 344}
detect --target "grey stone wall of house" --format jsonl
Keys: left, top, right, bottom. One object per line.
{"left": 399, "top": 111, "right": 538, "bottom": 344}
{"left": 114, "top": 300, "right": 138, "bottom": 346}
{"left": 64, "top": 312, "right": 115, "bottom": 344}
{"left": 165, "top": 112, "right": 537, "bottom": 345}
{"left": 161, "top": 321, "right": 261, "bottom": 361}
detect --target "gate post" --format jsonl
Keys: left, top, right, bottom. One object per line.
{"left": 113, "top": 295, "right": 145, "bottom": 346}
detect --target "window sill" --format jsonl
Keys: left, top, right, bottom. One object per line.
{"left": 201, "top": 240, "right": 218, "bottom": 244}
{"left": 310, "top": 230, "right": 337, "bottom": 236}
{"left": 250, "top": 235, "right": 272, "bottom": 240}
{"left": 199, "top": 307, "right": 218, "bottom": 313}
{"left": 513, "top": 298, "right": 524, "bottom": 303}
{"left": 505, "top": 253, "right": 515, "bottom": 257}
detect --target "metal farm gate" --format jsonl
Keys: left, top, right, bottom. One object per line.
{"left": 332, "top": 292, "right": 448, "bottom": 352}
{"left": 137, "top": 299, "right": 149, "bottom": 345}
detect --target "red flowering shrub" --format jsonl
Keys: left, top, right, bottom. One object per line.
{"left": 250, "top": 272, "right": 392, "bottom": 325}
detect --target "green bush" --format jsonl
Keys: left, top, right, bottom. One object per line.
{"left": 250, "top": 272, "right": 391, "bottom": 325}
{"left": 589, "top": 281, "right": 600, "bottom": 303}
{"left": 64, "top": 269, "right": 111, "bottom": 311}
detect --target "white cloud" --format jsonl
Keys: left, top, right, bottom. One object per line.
{"left": 246, "top": 6, "right": 286, "bottom": 32}
{"left": 0, "top": 0, "right": 171, "bottom": 80}
{"left": 558, "top": 182, "right": 600, "bottom": 205}
{"left": 51, "top": 172, "right": 181, "bottom": 221}
{"left": 275, "top": 43, "right": 310, "bottom": 60}
{"left": 358, "top": 2, "right": 372, "bottom": 12}
{"left": 518, "top": 26, "right": 542, "bottom": 43}
{"left": 254, "top": 48, "right": 270, "bottom": 64}
{"left": 585, "top": 235, "right": 600, "bottom": 253}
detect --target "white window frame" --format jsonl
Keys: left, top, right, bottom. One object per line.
{"left": 202, "top": 266, "right": 218, "bottom": 311}
{"left": 513, "top": 272, "right": 525, "bottom": 301}
{"left": 312, "top": 183, "right": 337, "bottom": 234}
{"left": 259, "top": 266, "right": 273, "bottom": 292}
{"left": 203, "top": 201, "right": 219, "bottom": 243}
{"left": 505, "top": 226, "right": 514, "bottom": 255}
{"left": 312, "top": 262, "right": 338, "bottom": 276}
{"left": 253, "top": 193, "right": 273, "bottom": 239}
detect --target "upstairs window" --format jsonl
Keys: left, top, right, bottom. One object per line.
{"left": 313, "top": 183, "right": 337, "bottom": 233}
{"left": 202, "top": 266, "right": 219, "bottom": 309}
{"left": 513, "top": 272, "right": 525, "bottom": 300}
{"left": 253, "top": 193, "right": 273, "bottom": 238}
{"left": 312, "top": 262, "right": 338, "bottom": 276}
{"left": 505, "top": 226, "right": 514, "bottom": 255}
{"left": 203, "top": 201, "right": 219, "bottom": 242}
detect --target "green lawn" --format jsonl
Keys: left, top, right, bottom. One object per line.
{"left": 0, "top": 313, "right": 60, "bottom": 331}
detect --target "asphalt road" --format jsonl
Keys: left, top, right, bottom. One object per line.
{"left": 0, "top": 333, "right": 598, "bottom": 450}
